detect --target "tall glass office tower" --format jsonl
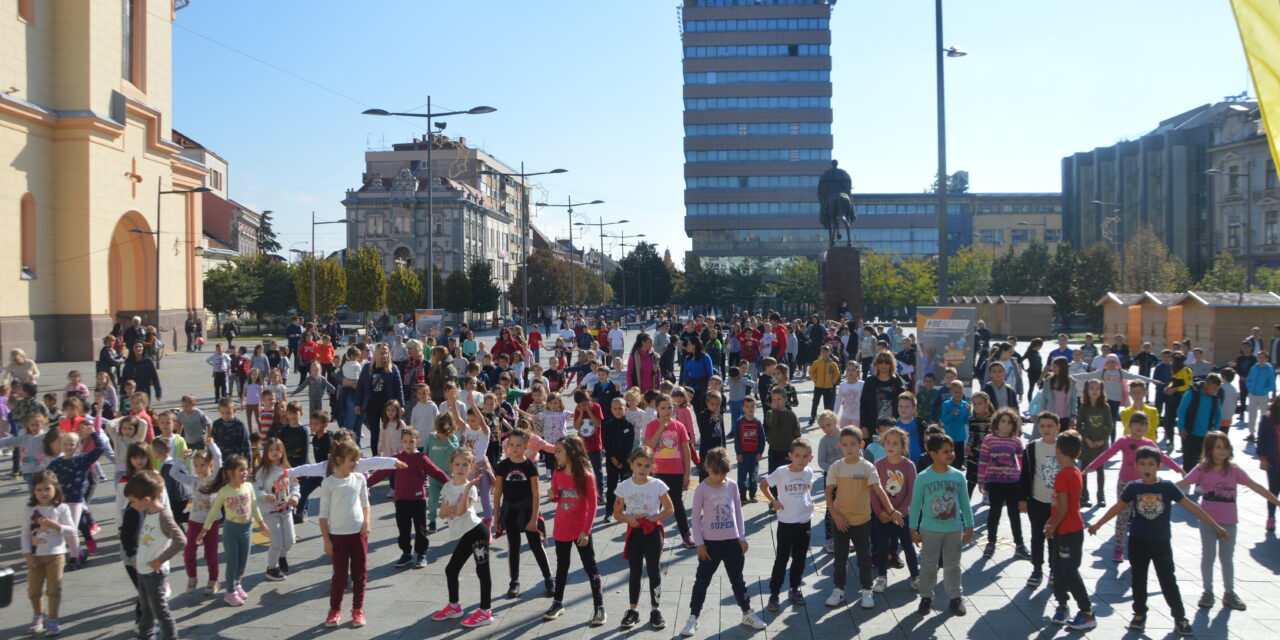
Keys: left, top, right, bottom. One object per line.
{"left": 680, "top": 0, "right": 835, "bottom": 268}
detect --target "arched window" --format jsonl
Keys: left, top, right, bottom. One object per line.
{"left": 20, "top": 193, "right": 35, "bottom": 279}
{"left": 393, "top": 246, "right": 413, "bottom": 269}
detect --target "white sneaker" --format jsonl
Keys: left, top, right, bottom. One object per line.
{"left": 910, "top": 576, "right": 920, "bottom": 591}
{"left": 681, "top": 615, "right": 699, "bottom": 637}
{"left": 824, "top": 588, "right": 845, "bottom": 607}
{"left": 860, "top": 589, "right": 875, "bottom": 609}
{"left": 740, "top": 610, "right": 767, "bottom": 630}
{"left": 872, "top": 576, "right": 886, "bottom": 593}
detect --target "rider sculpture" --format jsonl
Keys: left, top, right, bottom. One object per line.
{"left": 817, "top": 160, "right": 856, "bottom": 247}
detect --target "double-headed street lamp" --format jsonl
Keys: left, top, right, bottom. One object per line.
{"left": 1206, "top": 167, "right": 1255, "bottom": 286}
{"left": 535, "top": 197, "right": 604, "bottom": 306}
{"left": 604, "top": 231, "right": 645, "bottom": 307}
{"left": 478, "top": 165, "right": 567, "bottom": 318}
{"left": 304, "top": 212, "right": 352, "bottom": 322}
{"left": 362, "top": 98, "right": 496, "bottom": 308}
{"left": 1090, "top": 200, "right": 1126, "bottom": 282}
{"left": 935, "top": 0, "right": 967, "bottom": 301}
{"left": 131, "top": 180, "right": 210, "bottom": 326}
{"left": 575, "top": 217, "right": 629, "bottom": 306}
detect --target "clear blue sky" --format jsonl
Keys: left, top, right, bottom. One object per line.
{"left": 172, "top": 0, "right": 1252, "bottom": 266}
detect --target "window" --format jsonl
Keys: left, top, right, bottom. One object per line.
{"left": 122, "top": 0, "right": 144, "bottom": 88}
{"left": 1000, "top": 204, "right": 1032, "bottom": 213}
{"left": 685, "top": 175, "right": 820, "bottom": 190}
{"left": 684, "top": 18, "right": 829, "bottom": 32}
{"left": 208, "top": 170, "right": 222, "bottom": 191}
{"left": 1266, "top": 210, "right": 1278, "bottom": 246}
{"left": 1228, "top": 214, "right": 1241, "bottom": 248}
{"left": 20, "top": 193, "right": 35, "bottom": 279}
{"left": 18, "top": 0, "right": 34, "bottom": 24}
{"left": 1035, "top": 203, "right": 1061, "bottom": 213}
{"left": 684, "top": 149, "right": 830, "bottom": 163}
{"left": 1044, "top": 228, "right": 1062, "bottom": 243}
{"left": 979, "top": 229, "right": 1004, "bottom": 245}
{"left": 685, "top": 202, "right": 819, "bottom": 216}
{"left": 1268, "top": 160, "right": 1278, "bottom": 190}
{"left": 976, "top": 204, "right": 998, "bottom": 213}
{"left": 1012, "top": 229, "right": 1033, "bottom": 243}
{"left": 684, "top": 122, "right": 831, "bottom": 137}
{"left": 683, "top": 44, "right": 829, "bottom": 59}
{"left": 1228, "top": 164, "right": 1241, "bottom": 193}
{"left": 684, "top": 70, "right": 830, "bottom": 84}
{"left": 368, "top": 215, "right": 385, "bottom": 236}
{"left": 684, "top": 96, "right": 830, "bottom": 111}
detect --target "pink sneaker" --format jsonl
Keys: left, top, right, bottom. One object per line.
{"left": 432, "top": 603, "right": 464, "bottom": 621}
{"left": 223, "top": 591, "right": 244, "bottom": 607}
{"left": 235, "top": 584, "right": 247, "bottom": 601}
{"left": 461, "top": 609, "right": 493, "bottom": 628}
{"left": 351, "top": 609, "right": 366, "bottom": 628}
{"left": 324, "top": 610, "right": 341, "bottom": 627}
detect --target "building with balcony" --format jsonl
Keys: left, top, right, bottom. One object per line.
{"left": 1206, "top": 103, "right": 1280, "bottom": 270}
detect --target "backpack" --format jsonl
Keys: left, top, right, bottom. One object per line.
{"left": 235, "top": 355, "right": 251, "bottom": 378}
{"left": 160, "top": 460, "right": 191, "bottom": 518}
{"left": 576, "top": 331, "right": 594, "bottom": 350}
{"left": 1184, "top": 382, "right": 1222, "bottom": 430}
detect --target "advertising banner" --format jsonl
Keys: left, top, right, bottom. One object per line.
{"left": 414, "top": 309, "right": 445, "bottom": 338}
{"left": 916, "top": 306, "right": 977, "bottom": 384}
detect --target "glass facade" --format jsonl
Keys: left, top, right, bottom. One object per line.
{"left": 686, "top": 202, "right": 819, "bottom": 216}
{"left": 855, "top": 203, "right": 967, "bottom": 216}
{"left": 684, "top": 122, "right": 831, "bottom": 137}
{"left": 684, "top": 18, "right": 828, "bottom": 32}
{"left": 686, "top": 175, "right": 821, "bottom": 189}
{"left": 684, "top": 70, "right": 830, "bottom": 84}
{"left": 689, "top": 0, "right": 826, "bottom": 7}
{"left": 691, "top": 228, "right": 939, "bottom": 255}
{"left": 684, "top": 44, "right": 829, "bottom": 58}
{"left": 685, "top": 96, "right": 829, "bottom": 110}
{"left": 685, "top": 149, "right": 830, "bottom": 163}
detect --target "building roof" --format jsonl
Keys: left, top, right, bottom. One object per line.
{"left": 1000, "top": 295, "right": 1056, "bottom": 305}
{"left": 1148, "top": 100, "right": 1258, "bottom": 136}
{"left": 203, "top": 232, "right": 234, "bottom": 252}
{"left": 1173, "top": 291, "right": 1280, "bottom": 307}
{"left": 1095, "top": 292, "right": 1143, "bottom": 307}
{"left": 1136, "top": 291, "right": 1184, "bottom": 306}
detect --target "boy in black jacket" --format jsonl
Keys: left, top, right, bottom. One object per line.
{"left": 602, "top": 397, "right": 634, "bottom": 522}
{"left": 1018, "top": 411, "right": 1061, "bottom": 589}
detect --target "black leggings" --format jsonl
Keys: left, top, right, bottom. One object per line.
{"left": 625, "top": 527, "right": 662, "bottom": 607}
{"left": 554, "top": 538, "right": 603, "bottom": 607}
{"left": 656, "top": 474, "right": 689, "bottom": 537}
{"left": 394, "top": 499, "right": 429, "bottom": 555}
{"left": 503, "top": 503, "right": 550, "bottom": 583}
{"left": 605, "top": 463, "right": 631, "bottom": 519}
{"left": 985, "top": 481, "right": 1023, "bottom": 544}
{"left": 446, "top": 524, "right": 491, "bottom": 609}
{"left": 769, "top": 521, "right": 810, "bottom": 595}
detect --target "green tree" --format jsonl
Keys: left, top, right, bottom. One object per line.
{"left": 468, "top": 260, "right": 502, "bottom": 314}
{"left": 611, "top": 242, "right": 672, "bottom": 307}
{"left": 929, "top": 170, "right": 969, "bottom": 194}
{"left": 1196, "top": 250, "right": 1247, "bottom": 292}
{"left": 257, "top": 210, "right": 282, "bottom": 255}
{"left": 294, "top": 255, "right": 347, "bottom": 318}
{"left": 1255, "top": 265, "right": 1280, "bottom": 293}
{"left": 344, "top": 245, "right": 387, "bottom": 318}
{"left": 386, "top": 265, "right": 422, "bottom": 316}
{"left": 1045, "top": 243, "right": 1079, "bottom": 318}
{"left": 860, "top": 250, "right": 898, "bottom": 315}
{"left": 722, "top": 261, "right": 767, "bottom": 310}
{"left": 425, "top": 268, "right": 446, "bottom": 309}
{"left": 1121, "top": 224, "right": 1193, "bottom": 293}
{"left": 204, "top": 263, "right": 260, "bottom": 326}
{"left": 442, "top": 269, "right": 472, "bottom": 314}
{"left": 1074, "top": 243, "right": 1117, "bottom": 326}
{"left": 896, "top": 256, "right": 937, "bottom": 308}
{"left": 948, "top": 244, "right": 993, "bottom": 297}
{"left": 508, "top": 249, "right": 567, "bottom": 309}
{"left": 234, "top": 254, "right": 296, "bottom": 329}
{"left": 677, "top": 254, "right": 726, "bottom": 309}
{"left": 769, "top": 258, "right": 821, "bottom": 312}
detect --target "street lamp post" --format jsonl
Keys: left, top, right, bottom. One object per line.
{"left": 535, "top": 197, "right": 604, "bottom": 306}
{"left": 478, "top": 165, "right": 567, "bottom": 320}
{"left": 604, "top": 232, "right": 645, "bottom": 307}
{"left": 935, "top": 0, "right": 966, "bottom": 301}
{"left": 575, "top": 217, "right": 629, "bottom": 306}
{"left": 362, "top": 98, "right": 496, "bottom": 308}
{"left": 1206, "top": 168, "right": 1255, "bottom": 286}
{"left": 308, "top": 212, "right": 352, "bottom": 323}
{"left": 1090, "top": 200, "right": 1126, "bottom": 283}
{"left": 132, "top": 179, "right": 210, "bottom": 326}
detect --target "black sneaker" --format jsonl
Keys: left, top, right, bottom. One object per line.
{"left": 394, "top": 553, "right": 414, "bottom": 568}
{"left": 590, "top": 606, "right": 607, "bottom": 627}
{"left": 1127, "top": 615, "right": 1146, "bottom": 632}
{"left": 543, "top": 602, "right": 564, "bottom": 620}
{"left": 949, "top": 598, "right": 966, "bottom": 616}
{"left": 620, "top": 609, "right": 640, "bottom": 629}
{"left": 917, "top": 597, "right": 932, "bottom": 616}
{"left": 264, "top": 568, "right": 285, "bottom": 582}
{"left": 428, "top": 520, "right": 437, "bottom": 533}
{"left": 983, "top": 542, "right": 996, "bottom": 558}
{"left": 278, "top": 556, "right": 289, "bottom": 574}
{"left": 650, "top": 609, "right": 666, "bottom": 630}
{"left": 507, "top": 582, "right": 520, "bottom": 599}
{"left": 890, "top": 552, "right": 904, "bottom": 569}
{"left": 1025, "top": 571, "right": 1043, "bottom": 588}
{"left": 1175, "top": 618, "right": 1194, "bottom": 636}
{"left": 1081, "top": 494, "right": 1092, "bottom": 508}
{"left": 1096, "top": 493, "right": 1106, "bottom": 507}
{"left": 292, "top": 511, "right": 304, "bottom": 525}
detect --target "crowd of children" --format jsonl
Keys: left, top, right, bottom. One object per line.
{"left": 3, "top": 321, "right": 1280, "bottom": 639}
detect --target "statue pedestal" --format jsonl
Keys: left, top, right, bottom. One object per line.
{"left": 822, "top": 246, "right": 862, "bottom": 322}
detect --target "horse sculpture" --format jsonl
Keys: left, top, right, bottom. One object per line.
{"left": 817, "top": 160, "right": 856, "bottom": 247}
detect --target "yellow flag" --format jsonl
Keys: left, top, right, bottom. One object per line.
{"left": 1230, "top": 0, "right": 1280, "bottom": 169}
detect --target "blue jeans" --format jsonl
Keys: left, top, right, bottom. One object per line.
{"left": 339, "top": 388, "right": 358, "bottom": 435}
{"left": 737, "top": 454, "right": 759, "bottom": 497}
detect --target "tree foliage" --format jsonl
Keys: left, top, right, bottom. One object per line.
{"left": 991, "top": 241, "right": 1051, "bottom": 298}
{"left": 508, "top": 249, "right": 567, "bottom": 309}
{"left": 204, "top": 263, "right": 260, "bottom": 322}
{"left": 611, "top": 242, "right": 673, "bottom": 306}
{"left": 257, "top": 210, "right": 282, "bottom": 255}
{"left": 1045, "top": 244, "right": 1079, "bottom": 318}
{"left": 897, "top": 256, "right": 937, "bottom": 308}
{"left": 386, "top": 265, "right": 422, "bottom": 316}
{"left": 1121, "top": 225, "right": 1193, "bottom": 293}
{"left": 948, "top": 244, "right": 993, "bottom": 297}
{"left": 293, "top": 255, "right": 346, "bottom": 318}
{"left": 768, "top": 258, "right": 820, "bottom": 310}
{"left": 928, "top": 170, "right": 969, "bottom": 194}
{"left": 442, "top": 269, "right": 472, "bottom": 314}
{"left": 1196, "top": 250, "right": 1247, "bottom": 292}
{"left": 344, "top": 245, "right": 386, "bottom": 316}
{"left": 234, "top": 254, "right": 296, "bottom": 318}
{"left": 859, "top": 250, "right": 900, "bottom": 315}
{"left": 468, "top": 260, "right": 502, "bottom": 314}
{"left": 1256, "top": 265, "right": 1280, "bottom": 293}
{"left": 1073, "top": 243, "right": 1118, "bottom": 325}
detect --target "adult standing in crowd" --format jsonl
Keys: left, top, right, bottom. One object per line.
{"left": 185, "top": 311, "right": 198, "bottom": 352}
{"left": 2, "top": 348, "right": 40, "bottom": 387}
{"left": 627, "top": 332, "right": 662, "bottom": 393}
{"left": 355, "top": 343, "right": 402, "bottom": 456}
{"left": 123, "top": 315, "right": 148, "bottom": 350}
{"left": 286, "top": 316, "right": 304, "bottom": 361}
{"left": 426, "top": 345, "right": 457, "bottom": 405}
{"left": 680, "top": 335, "right": 716, "bottom": 410}
{"left": 121, "top": 341, "right": 161, "bottom": 401}
{"left": 222, "top": 317, "right": 238, "bottom": 349}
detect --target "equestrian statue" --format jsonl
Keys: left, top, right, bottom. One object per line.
{"left": 817, "top": 160, "right": 856, "bottom": 247}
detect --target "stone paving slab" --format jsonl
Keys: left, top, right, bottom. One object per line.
{"left": 2, "top": 340, "right": 1279, "bottom": 638}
